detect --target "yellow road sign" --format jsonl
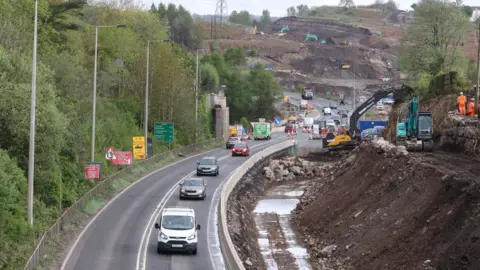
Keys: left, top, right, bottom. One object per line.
{"left": 133, "top": 136, "right": 146, "bottom": 160}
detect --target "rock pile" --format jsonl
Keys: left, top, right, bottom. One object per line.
{"left": 440, "top": 111, "right": 480, "bottom": 154}
{"left": 262, "top": 156, "right": 325, "bottom": 182}
{"left": 368, "top": 137, "right": 408, "bottom": 157}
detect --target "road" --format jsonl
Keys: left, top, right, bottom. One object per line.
{"left": 284, "top": 91, "right": 350, "bottom": 124}
{"left": 61, "top": 132, "right": 292, "bottom": 270}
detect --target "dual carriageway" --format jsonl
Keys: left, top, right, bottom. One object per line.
{"left": 60, "top": 93, "right": 346, "bottom": 270}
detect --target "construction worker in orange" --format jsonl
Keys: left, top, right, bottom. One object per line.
{"left": 467, "top": 98, "right": 475, "bottom": 117}
{"left": 457, "top": 92, "right": 466, "bottom": 115}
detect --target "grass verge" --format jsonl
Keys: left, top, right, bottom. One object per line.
{"left": 29, "top": 139, "right": 223, "bottom": 270}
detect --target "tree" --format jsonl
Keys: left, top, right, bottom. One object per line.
{"left": 296, "top": 5, "right": 310, "bottom": 17}
{"left": 287, "top": 6, "right": 296, "bottom": 16}
{"left": 229, "top": 10, "right": 252, "bottom": 26}
{"left": 223, "top": 47, "right": 245, "bottom": 66}
{"left": 339, "top": 0, "right": 355, "bottom": 9}
{"left": 461, "top": 5, "right": 473, "bottom": 17}
{"left": 399, "top": 0, "right": 471, "bottom": 93}
{"left": 258, "top": 10, "right": 272, "bottom": 31}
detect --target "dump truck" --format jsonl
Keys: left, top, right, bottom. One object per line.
{"left": 252, "top": 122, "right": 271, "bottom": 140}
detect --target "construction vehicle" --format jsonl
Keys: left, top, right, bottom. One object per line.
{"left": 304, "top": 33, "right": 318, "bottom": 42}
{"left": 279, "top": 25, "right": 289, "bottom": 33}
{"left": 395, "top": 97, "right": 434, "bottom": 151}
{"left": 322, "top": 85, "right": 409, "bottom": 150}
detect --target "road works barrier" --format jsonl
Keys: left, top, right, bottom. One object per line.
{"left": 218, "top": 140, "right": 293, "bottom": 270}
{"left": 24, "top": 138, "right": 223, "bottom": 270}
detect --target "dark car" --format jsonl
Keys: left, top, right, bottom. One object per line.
{"left": 196, "top": 156, "right": 219, "bottom": 176}
{"left": 226, "top": 136, "right": 240, "bottom": 149}
{"left": 232, "top": 142, "right": 250, "bottom": 156}
{"left": 284, "top": 123, "right": 296, "bottom": 133}
{"left": 179, "top": 178, "right": 207, "bottom": 200}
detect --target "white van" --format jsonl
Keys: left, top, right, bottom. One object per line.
{"left": 154, "top": 207, "right": 200, "bottom": 254}
{"left": 323, "top": 107, "right": 332, "bottom": 115}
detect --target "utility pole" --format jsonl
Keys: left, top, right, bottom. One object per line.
{"left": 90, "top": 25, "right": 127, "bottom": 162}
{"left": 476, "top": 24, "right": 480, "bottom": 118}
{"left": 27, "top": 0, "right": 39, "bottom": 225}
{"left": 195, "top": 50, "right": 199, "bottom": 123}
{"left": 145, "top": 40, "right": 151, "bottom": 155}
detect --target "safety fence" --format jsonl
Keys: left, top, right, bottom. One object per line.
{"left": 24, "top": 138, "right": 223, "bottom": 270}
{"left": 218, "top": 140, "right": 292, "bottom": 270}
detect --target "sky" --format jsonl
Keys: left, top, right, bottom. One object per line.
{"left": 137, "top": 0, "right": 478, "bottom": 17}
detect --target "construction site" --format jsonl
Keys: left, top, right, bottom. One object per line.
{"left": 219, "top": 6, "right": 480, "bottom": 270}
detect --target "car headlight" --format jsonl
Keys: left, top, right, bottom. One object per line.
{"left": 187, "top": 233, "right": 195, "bottom": 240}
{"left": 181, "top": 189, "right": 185, "bottom": 192}
{"left": 160, "top": 232, "right": 168, "bottom": 240}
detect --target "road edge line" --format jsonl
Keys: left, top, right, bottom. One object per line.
{"left": 60, "top": 147, "right": 222, "bottom": 270}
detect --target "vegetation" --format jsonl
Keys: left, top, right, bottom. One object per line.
{"left": 229, "top": 10, "right": 252, "bottom": 26}
{"left": 1, "top": 0, "right": 282, "bottom": 267}
{"left": 229, "top": 9, "right": 273, "bottom": 31}
{"left": 199, "top": 47, "right": 282, "bottom": 123}
{"left": 399, "top": 0, "right": 474, "bottom": 96}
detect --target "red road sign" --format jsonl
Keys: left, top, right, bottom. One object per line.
{"left": 111, "top": 151, "right": 132, "bottom": 165}
{"left": 85, "top": 163, "right": 101, "bottom": 179}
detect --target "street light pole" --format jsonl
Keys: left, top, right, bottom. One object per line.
{"left": 476, "top": 24, "right": 480, "bottom": 118}
{"left": 145, "top": 40, "right": 150, "bottom": 155}
{"left": 27, "top": 0, "right": 39, "bottom": 225}
{"left": 91, "top": 26, "right": 99, "bottom": 162}
{"left": 90, "top": 24, "right": 127, "bottom": 162}
{"left": 144, "top": 40, "right": 170, "bottom": 154}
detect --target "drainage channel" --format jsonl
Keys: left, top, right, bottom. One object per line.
{"left": 252, "top": 181, "right": 312, "bottom": 270}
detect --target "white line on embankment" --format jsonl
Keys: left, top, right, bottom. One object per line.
{"left": 136, "top": 137, "right": 287, "bottom": 270}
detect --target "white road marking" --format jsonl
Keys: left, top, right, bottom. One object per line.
{"left": 136, "top": 137, "right": 287, "bottom": 270}
{"left": 207, "top": 171, "right": 235, "bottom": 270}
{"left": 60, "top": 147, "right": 223, "bottom": 270}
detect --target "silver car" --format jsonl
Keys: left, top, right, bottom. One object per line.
{"left": 179, "top": 178, "right": 207, "bottom": 200}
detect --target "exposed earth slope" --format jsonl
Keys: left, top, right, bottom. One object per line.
{"left": 293, "top": 141, "right": 480, "bottom": 270}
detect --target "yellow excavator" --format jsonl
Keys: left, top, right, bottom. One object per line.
{"left": 322, "top": 85, "right": 408, "bottom": 150}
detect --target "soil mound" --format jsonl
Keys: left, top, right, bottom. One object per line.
{"left": 292, "top": 142, "right": 480, "bottom": 270}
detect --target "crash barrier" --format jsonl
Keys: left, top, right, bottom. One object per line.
{"left": 218, "top": 140, "right": 293, "bottom": 270}
{"left": 24, "top": 138, "right": 223, "bottom": 270}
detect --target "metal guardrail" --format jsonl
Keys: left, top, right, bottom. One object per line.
{"left": 23, "top": 138, "right": 223, "bottom": 270}
{"left": 218, "top": 140, "right": 292, "bottom": 270}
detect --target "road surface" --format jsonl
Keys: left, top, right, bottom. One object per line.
{"left": 61, "top": 133, "right": 292, "bottom": 270}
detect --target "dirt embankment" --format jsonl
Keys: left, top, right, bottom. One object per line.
{"left": 292, "top": 140, "right": 480, "bottom": 270}
{"left": 227, "top": 150, "right": 340, "bottom": 269}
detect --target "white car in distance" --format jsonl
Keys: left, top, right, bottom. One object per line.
{"left": 326, "top": 119, "right": 336, "bottom": 127}
{"left": 154, "top": 207, "right": 200, "bottom": 255}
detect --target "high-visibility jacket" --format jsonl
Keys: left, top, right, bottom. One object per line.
{"left": 458, "top": 95, "right": 466, "bottom": 103}
{"left": 467, "top": 102, "right": 475, "bottom": 114}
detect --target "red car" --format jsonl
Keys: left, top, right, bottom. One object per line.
{"left": 232, "top": 142, "right": 250, "bottom": 156}
{"left": 241, "top": 134, "right": 250, "bottom": 141}
{"left": 284, "top": 123, "right": 296, "bottom": 133}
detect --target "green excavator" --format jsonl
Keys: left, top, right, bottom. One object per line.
{"left": 279, "top": 25, "right": 289, "bottom": 33}
{"left": 304, "top": 33, "right": 318, "bottom": 42}
{"left": 395, "top": 97, "right": 434, "bottom": 151}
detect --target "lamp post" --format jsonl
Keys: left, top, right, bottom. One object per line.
{"left": 27, "top": 0, "right": 39, "bottom": 225}
{"left": 145, "top": 40, "right": 170, "bottom": 156}
{"left": 195, "top": 49, "right": 209, "bottom": 142}
{"left": 476, "top": 23, "right": 480, "bottom": 118}
{"left": 90, "top": 24, "right": 127, "bottom": 162}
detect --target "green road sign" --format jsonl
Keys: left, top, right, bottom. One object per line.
{"left": 154, "top": 122, "right": 174, "bottom": 142}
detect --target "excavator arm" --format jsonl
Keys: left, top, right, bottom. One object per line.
{"left": 348, "top": 85, "right": 409, "bottom": 140}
